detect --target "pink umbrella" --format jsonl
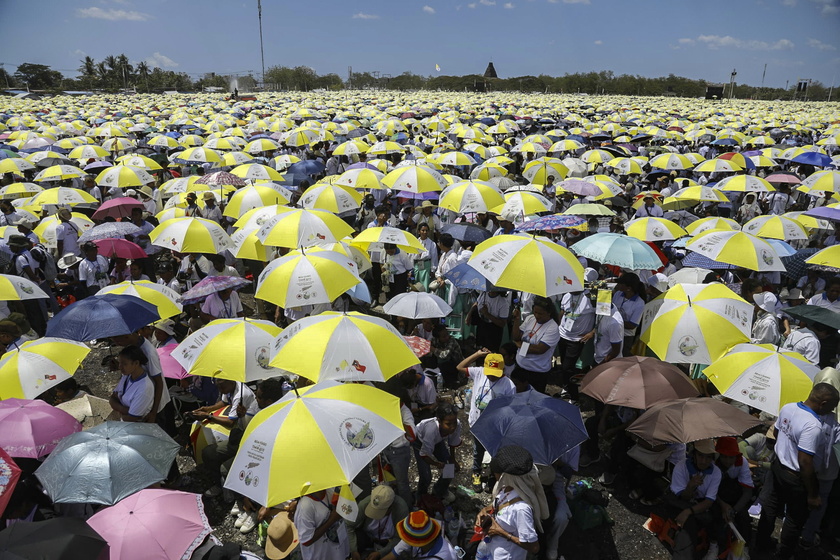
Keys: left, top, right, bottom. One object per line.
{"left": 0, "top": 448, "right": 22, "bottom": 518}
{"left": 765, "top": 173, "right": 801, "bottom": 185}
{"left": 87, "top": 489, "right": 213, "bottom": 560}
{"left": 92, "top": 197, "right": 145, "bottom": 220}
{"left": 158, "top": 343, "right": 189, "bottom": 380}
{"left": 0, "top": 399, "right": 82, "bottom": 458}
{"left": 94, "top": 238, "right": 148, "bottom": 259}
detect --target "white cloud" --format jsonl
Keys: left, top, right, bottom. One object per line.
{"left": 467, "top": 2, "right": 477, "bottom": 7}
{"left": 808, "top": 38, "right": 837, "bottom": 51}
{"left": 76, "top": 6, "right": 151, "bottom": 21}
{"left": 504, "top": 2, "right": 515, "bottom": 7}
{"left": 352, "top": 12, "right": 380, "bottom": 19}
{"left": 480, "top": 0, "right": 496, "bottom": 5}
{"left": 422, "top": 5, "right": 436, "bottom": 13}
{"left": 593, "top": 40, "right": 603, "bottom": 45}
{"left": 679, "top": 35, "right": 795, "bottom": 51}
{"left": 145, "top": 52, "right": 179, "bottom": 69}
{"left": 73, "top": 49, "right": 87, "bottom": 57}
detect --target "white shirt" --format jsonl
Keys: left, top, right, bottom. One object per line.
{"left": 516, "top": 316, "right": 561, "bottom": 373}
{"left": 115, "top": 373, "right": 154, "bottom": 419}
{"left": 78, "top": 255, "right": 110, "bottom": 289}
{"left": 558, "top": 292, "right": 595, "bottom": 342}
{"left": 594, "top": 304, "right": 625, "bottom": 364}
{"left": 56, "top": 222, "right": 81, "bottom": 256}
{"left": 220, "top": 381, "right": 260, "bottom": 429}
{"left": 414, "top": 237, "right": 439, "bottom": 269}
{"left": 763, "top": 192, "right": 792, "bottom": 215}
{"left": 634, "top": 204, "right": 664, "bottom": 218}
{"left": 613, "top": 292, "right": 644, "bottom": 337}
{"left": 719, "top": 457, "right": 754, "bottom": 489}
{"left": 392, "top": 535, "right": 457, "bottom": 560}
{"left": 202, "top": 291, "right": 243, "bottom": 318}
{"left": 489, "top": 489, "right": 538, "bottom": 560}
{"left": 782, "top": 328, "right": 820, "bottom": 366}
{"left": 408, "top": 371, "right": 438, "bottom": 410}
{"left": 157, "top": 276, "right": 183, "bottom": 295}
{"left": 416, "top": 417, "right": 462, "bottom": 457}
{"left": 475, "top": 291, "right": 511, "bottom": 324}
{"left": 199, "top": 204, "right": 224, "bottom": 224}
{"left": 670, "top": 458, "right": 722, "bottom": 502}
{"left": 139, "top": 338, "right": 171, "bottom": 412}
{"left": 807, "top": 292, "right": 840, "bottom": 313}
{"left": 751, "top": 311, "right": 780, "bottom": 345}
{"left": 775, "top": 401, "right": 823, "bottom": 471}
{"left": 467, "top": 367, "right": 515, "bottom": 426}
{"left": 389, "top": 404, "right": 416, "bottom": 449}
{"left": 296, "top": 491, "right": 349, "bottom": 560}
{"left": 385, "top": 250, "right": 413, "bottom": 278}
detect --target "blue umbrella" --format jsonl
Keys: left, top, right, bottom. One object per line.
{"left": 288, "top": 160, "right": 326, "bottom": 176}
{"left": 570, "top": 233, "right": 663, "bottom": 270}
{"left": 45, "top": 294, "right": 160, "bottom": 342}
{"left": 442, "top": 223, "right": 492, "bottom": 243}
{"left": 444, "top": 262, "right": 492, "bottom": 291}
{"left": 471, "top": 391, "right": 588, "bottom": 465}
{"left": 681, "top": 251, "right": 735, "bottom": 270}
{"left": 791, "top": 152, "right": 832, "bottom": 167}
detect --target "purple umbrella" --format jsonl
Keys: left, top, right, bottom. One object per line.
{"left": 180, "top": 275, "right": 252, "bottom": 304}
{"left": 804, "top": 206, "right": 840, "bottom": 222}
{"left": 0, "top": 399, "right": 82, "bottom": 459}
{"left": 515, "top": 214, "right": 587, "bottom": 232}
{"left": 557, "top": 179, "right": 604, "bottom": 197}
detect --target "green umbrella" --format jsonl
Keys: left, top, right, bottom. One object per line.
{"left": 784, "top": 304, "right": 840, "bottom": 330}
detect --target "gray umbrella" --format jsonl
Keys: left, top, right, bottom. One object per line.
{"left": 35, "top": 421, "right": 180, "bottom": 505}
{"left": 78, "top": 222, "right": 143, "bottom": 243}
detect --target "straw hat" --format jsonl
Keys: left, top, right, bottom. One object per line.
{"left": 57, "top": 253, "right": 83, "bottom": 269}
{"left": 265, "top": 512, "right": 299, "bottom": 560}
{"left": 693, "top": 439, "right": 717, "bottom": 455}
{"left": 203, "top": 191, "right": 216, "bottom": 201}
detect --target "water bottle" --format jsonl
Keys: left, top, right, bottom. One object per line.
{"left": 464, "top": 387, "right": 472, "bottom": 410}
{"left": 436, "top": 371, "right": 444, "bottom": 392}
{"left": 475, "top": 538, "right": 491, "bottom": 560}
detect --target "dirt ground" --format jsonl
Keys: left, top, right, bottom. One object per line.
{"left": 70, "top": 291, "right": 838, "bottom": 560}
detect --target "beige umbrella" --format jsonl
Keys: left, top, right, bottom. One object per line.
{"left": 56, "top": 395, "right": 119, "bottom": 429}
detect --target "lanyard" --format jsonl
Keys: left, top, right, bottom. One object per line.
{"left": 476, "top": 377, "right": 499, "bottom": 406}
{"left": 527, "top": 320, "right": 547, "bottom": 341}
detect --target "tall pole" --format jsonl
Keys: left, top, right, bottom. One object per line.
{"left": 828, "top": 74, "right": 835, "bottom": 102}
{"left": 257, "top": 0, "right": 266, "bottom": 89}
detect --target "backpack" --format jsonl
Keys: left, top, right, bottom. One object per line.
{"left": 30, "top": 243, "right": 57, "bottom": 282}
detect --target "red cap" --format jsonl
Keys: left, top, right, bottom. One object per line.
{"left": 715, "top": 437, "right": 741, "bottom": 457}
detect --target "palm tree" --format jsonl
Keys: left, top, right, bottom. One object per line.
{"left": 96, "top": 61, "right": 108, "bottom": 89}
{"left": 78, "top": 56, "right": 96, "bottom": 90}
{"left": 136, "top": 61, "right": 150, "bottom": 92}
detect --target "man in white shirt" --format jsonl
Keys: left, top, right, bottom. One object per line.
{"left": 806, "top": 278, "right": 840, "bottom": 313}
{"left": 200, "top": 288, "right": 245, "bottom": 321}
{"left": 199, "top": 191, "right": 224, "bottom": 223}
{"left": 78, "top": 241, "right": 111, "bottom": 297}
{"left": 55, "top": 208, "right": 81, "bottom": 257}
{"left": 783, "top": 325, "right": 821, "bottom": 366}
{"left": 592, "top": 303, "right": 625, "bottom": 365}
{"left": 383, "top": 244, "right": 413, "bottom": 300}
{"left": 633, "top": 195, "right": 664, "bottom": 218}
{"left": 756, "top": 384, "right": 840, "bottom": 559}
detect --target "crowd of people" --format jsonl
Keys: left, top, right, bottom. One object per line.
{"left": 0, "top": 91, "right": 839, "bottom": 560}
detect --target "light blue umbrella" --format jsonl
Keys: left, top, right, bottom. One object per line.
{"left": 570, "top": 232, "right": 663, "bottom": 270}
{"left": 35, "top": 422, "right": 180, "bottom": 505}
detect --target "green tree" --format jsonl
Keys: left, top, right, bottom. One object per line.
{"left": 13, "top": 63, "right": 63, "bottom": 90}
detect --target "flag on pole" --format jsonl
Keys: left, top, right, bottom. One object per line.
{"left": 336, "top": 484, "right": 360, "bottom": 521}
{"left": 435, "top": 64, "right": 441, "bottom": 72}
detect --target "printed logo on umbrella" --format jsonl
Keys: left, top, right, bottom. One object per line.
{"left": 761, "top": 250, "right": 774, "bottom": 265}
{"left": 16, "top": 282, "right": 33, "bottom": 295}
{"left": 340, "top": 418, "right": 374, "bottom": 450}
{"left": 678, "top": 335, "right": 699, "bottom": 357}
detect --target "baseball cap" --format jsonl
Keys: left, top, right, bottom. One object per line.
{"left": 483, "top": 353, "right": 504, "bottom": 378}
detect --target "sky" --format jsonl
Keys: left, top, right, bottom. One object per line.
{"left": 1, "top": 0, "right": 839, "bottom": 90}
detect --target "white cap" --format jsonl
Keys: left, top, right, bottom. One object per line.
{"left": 753, "top": 292, "right": 781, "bottom": 316}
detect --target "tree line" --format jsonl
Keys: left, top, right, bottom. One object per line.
{"left": 1, "top": 57, "right": 834, "bottom": 101}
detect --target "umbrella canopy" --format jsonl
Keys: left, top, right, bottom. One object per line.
{"left": 91, "top": 197, "right": 144, "bottom": 220}
{"left": 0, "top": 398, "right": 82, "bottom": 458}
{"left": 704, "top": 343, "right": 819, "bottom": 416}
{"left": 0, "top": 337, "right": 90, "bottom": 400}
{"left": 439, "top": 180, "right": 505, "bottom": 214}
{"left": 403, "top": 335, "right": 431, "bottom": 358}
{"left": 783, "top": 304, "right": 840, "bottom": 330}
{"left": 684, "top": 217, "right": 741, "bottom": 235}
{"left": 98, "top": 280, "right": 182, "bottom": 320}
{"left": 383, "top": 291, "right": 453, "bottom": 319}
{"left": 441, "top": 223, "right": 494, "bottom": 243}
{"left": 471, "top": 391, "right": 588, "bottom": 466}
{"left": 626, "top": 397, "right": 765, "bottom": 445}
{"left": 150, "top": 217, "right": 233, "bottom": 254}
{"left": 0, "top": 448, "right": 22, "bottom": 518}
{"left": 78, "top": 222, "right": 143, "bottom": 243}
{"left": 35, "top": 422, "right": 180, "bottom": 505}
{"left": 562, "top": 203, "right": 616, "bottom": 217}
{"left": 256, "top": 250, "right": 362, "bottom": 307}
{"left": 0, "top": 273, "right": 49, "bottom": 301}
{"left": 224, "top": 380, "right": 403, "bottom": 506}
{"left": 686, "top": 230, "right": 786, "bottom": 272}
{"left": 255, "top": 208, "right": 354, "bottom": 249}
{"left": 352, "top": 226, "right": 426, "bottom": 253}
{"left": 624, "top": 217, "right": 688, "bottom": 241}
{"left": 666, "top": 267, "right": 712, "bottom": 287}
{"left": 0, "top": 517, "right": 108, "bottom": 560}
{"left": 93, "top": 238, "right": 148, "bottom": 260}
{"left": 179, "top": 275, "right": 251, "bottom": 305}
{"left": 640, "top": 283, "right": 752, "bottom": 364}
{"left": 45, "top": 293, "right": 160, "bottom": 342}
{"left": 298, "top": 184, "right": 362, "bottom": 213}
{"left": 87, "top": 489, "right": 212, "bottom": 560}
{"left": 515, "top": 214, "right": 588, "bottom": 233}
{"left": 270, "top": 311, "right": 419, "bottom": 383}
{"left": 570, "top": 232, "right": 664, "bottom": 270}
{"left": 742, "top": 215, "right": 808, "bottom": 241}
{"left": 56, "top": 394, "right": 120, "bottom": 429}
{"left": 579, "top": 356, "right": 699, "bottom": 409}
{"left": 468, "top": 234, "right": 584, "bottom": 297}
{"left": 173, "top": 318, "right": 282, "bottom": 383}
{"left": 805, "top": 245, "right": 840, "bottom": 270}
{"left": 158, "top": 343, "right": 189, "bottom": 380}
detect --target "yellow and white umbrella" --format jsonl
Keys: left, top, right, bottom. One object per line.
{"left": 0, "top": 273, "right": 49, "bottom": 300}
{"left": 333, "top": 167, "right": 385, "bottom": 190}
{"left": 716, "top": 175, "right": 775, "bottom": 193}
{"left": 640, "top": 283, "right": 752, "bottom": 364}
{"left": 234, "top": 204, "right": 295, "bottom": 229}
{"left": 649, "top": 153, "right": 694, "bottom": 170}
{"left": 704, "top": 343, "right": 819, "bottom": 416}
{"left": 0, "top": 182, "right": 44, "bottom": 200}
{"left": 298, "top": 242, "right": 372, "bottom": 274}
{"left": 686, "top": 230, "right": 785, "bottom": 272}
{"left": 255, "top": 208, "right": 354, "bottom": 249}
{"left": 439, "top": 180, "right": 505, "bottom": 214}
{"left": 693, "top": 159, "right": 742, "bottom": 173}
{"left": 33, "top": 165, "right": 86, "bottom": 182}
{"left": 255, "top": 250, "right": 362, "bottom": 307}
{"left": 94, "top": 165, "right": 155, "bottom": 189}
{"left": 97, "top": 280, "right": 182, "bottom": 320}
{"left": 801, "top": 170, "right": 840, "bottom": 194}
{"left": 67, "top": 145, "right": 109, "bottom": 159}
{"left": 468, "top": 234, "right": 584, "bottom": 297}
{"left": 522, "top": 159, "right": 569, "bottom": 185}
{"left": 115, "top": 155, "right": 163, "bottom": 171}
{"left": 470, "top": 163, "right": 508, "bottom": 181}
{"left": 222, "top": 185, "right": 292, "bottom": 218}
{"left": 351, "top": 226, "right": 425, "bottom": 254}
{"left": 0, "top": 158, "right": 36, "bottom": 177}
{"left": 150, "top": 217, "right": 234, "bottom": 253}
{"left": 160, "top": 176, "right": 201, "bottom": 195}
{"left": 30, "top": 187, "right": 96, "bottom": 207}
{"left": 229, "top": 227, "right": 273, "bottom": 262}
{"left": 298, "top": 184, "right": 362, "bottom": 213}
{"left": 231, "top": 163, "right": 284, "bottom": 182}
{"left": 742, "top": 215, "right": 808, "bottom": 241}
{"left": 34, "top": 213, "right": 94, "bottom": 248}
{"left": 244, "top": 138, "right": 280, "bottom": 154}
{"left": 0, "top": 337, "right": 90, "bottom": 400}
{"left": 382, "top": 164, "right": 447, "bottom": 193}
{"left": 173, "top": 318, "right": 283, "bottom": 382}
{"left": 805, "top": 245, "right": 840, "bottom": 269}
{"left": 624, "top": 217, "right": 688, "bottom": 241}
{"left": 269, "top": 312, "right": 419, "bottom": 382}
{"left": 223, "top": 380, "right": 403, "bottom": 506}
{"left": 684, "top": 217, "right": 741, "bottom": 235}
{"left": 490, "top": 191, "right": 552, "bottom": 220}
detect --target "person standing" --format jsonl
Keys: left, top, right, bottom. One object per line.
{"left": 296, "top": 488, "right": 350, "bottom": 560}
{"left": 511, "top": 296, "right": 561, "bottom": 394}
{"left": 55, "top": 208, "right": 81, "bottom": 257}
{"left": 755, "top": 383, "right": 840, "bottom": 559}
